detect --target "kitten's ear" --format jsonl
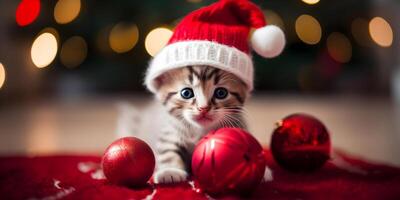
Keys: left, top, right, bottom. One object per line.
{"left": 154, "top": 74, "right": 166, "bottom": 91}
{"left": 154, "top": 75, "right": 171, "bottom": 100}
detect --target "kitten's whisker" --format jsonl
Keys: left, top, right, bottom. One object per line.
{"left": 226, "top": 119, "right": 234, "bottom": 128}
{"left": 238, "top": 107, "right": 252, "bottom": 122}
{"left": 225, "top": 115, "right": 238, "bottom": 128}
{"left": 224, "top": 114, "right": 245, "bottom": 128}
{"left": 219, "top": 118, "right": 229, "bottom": 128}
{"left": 221, "top": 117, "right": 231, "bottom": 128}
{"left": 215, "top": 108, "right": 246, "bottom": 117}
{"left": 229, "top": 117, "right": 242, "bottom": 128}
{"left": 221, "top": 119, "right": 229, "bottom": 128}
{"left": 223, "top": 107, "right": 249, "bottom": 119}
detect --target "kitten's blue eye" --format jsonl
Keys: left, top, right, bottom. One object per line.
{"left": 180, "top": 88, "right": 194, "bottom": 99}
{"left": 214, "top": 87, "right": 228, "bottom": 99}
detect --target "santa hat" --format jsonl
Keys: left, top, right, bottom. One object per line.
{"left": 145, "top": 0, "right": 285, "bottom": 93}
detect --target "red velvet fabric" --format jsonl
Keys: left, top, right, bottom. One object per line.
{"left": 0, "top": 150, "right": 399, "bottom": 200}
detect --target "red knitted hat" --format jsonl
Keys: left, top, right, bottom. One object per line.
{"left": 145, "top": 0, "right": 285, "bottom": 93}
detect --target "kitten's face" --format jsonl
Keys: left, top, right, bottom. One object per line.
{"left": 155, "top": 65, "right": 248, "bottom": 130}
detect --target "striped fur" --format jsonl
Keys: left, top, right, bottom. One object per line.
{"left": 153, "top": 65, "right": 249, "bottom": 184}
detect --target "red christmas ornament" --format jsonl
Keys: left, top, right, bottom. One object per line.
{"left": 102, "top": 137, "right": 155, "bottom": 187}
{"left": 271, "top": 113, "right": 331, "bottom": 172}
{"left": 192, "top": 128, "right": 266, "bottom": 195}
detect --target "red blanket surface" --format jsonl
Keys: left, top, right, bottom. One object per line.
{"left": 0, "top": 150, "right": 399, "bottom": 200}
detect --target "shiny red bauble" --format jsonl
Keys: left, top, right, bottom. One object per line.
{"left": 102, "top": 137, "right": 155, "bottom": 187}
{"left": 271, "top": 113, "right": 331, "bottom": 172}
{"left": 192, "top": 128, "right": 266, "bottom": 195}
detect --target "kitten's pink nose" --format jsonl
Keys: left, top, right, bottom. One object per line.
{"left": 197, "top": 106, "right": 210, "bottom": 114}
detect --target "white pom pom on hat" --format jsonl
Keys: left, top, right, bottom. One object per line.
{"left": 251, "top": 25, "right": 286, "bottom": 58}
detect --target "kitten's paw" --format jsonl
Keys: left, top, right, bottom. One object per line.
{"left": 262, "top": 166, "right": 273, "bottom": 182}
{"left": 153, "top": 168, "right": 188, "bottom": 184}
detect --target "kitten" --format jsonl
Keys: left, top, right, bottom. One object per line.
{"left": 151, "top": 65, "right": 249, "bottom": 184}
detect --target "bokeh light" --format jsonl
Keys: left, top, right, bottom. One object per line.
{"left": 31, "top": 32, "right": 58, "bottom": 68}
{"left": 295, "top": 14, "right": 322, "bottom": 45}
{"left": 301, "top": 0, "right": 320, "bottom": 5}
{"left": 369, "top": 17, "right": 393, "bottom": 47}
{"left": 263, "top": 10, "right": 285, "bottom": 30}
{"left": 109, "top": 22, "right": 139, "bottom": 53}
{"left": 327, "top": 32, "right": 352, "bottom": 63}
{"left": 351, "top": 18, "right": 370, "bottom": 46}
{"left": 145, "top": 27, "right": 173, "bottom": 56}
{"left": 54, "top": 0, "right": 81, "bottom": 24}
{"left": 60, "top": 36, "right": 88, "bottom": 68}
{"left": 0, "top": 63, "right": 5, "bottom": 90}
{"left": 40, "top": 27, "right": 60, "bottom": 43}
{"left": 16, "top": 0, "right": 41, "bottom": 26}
